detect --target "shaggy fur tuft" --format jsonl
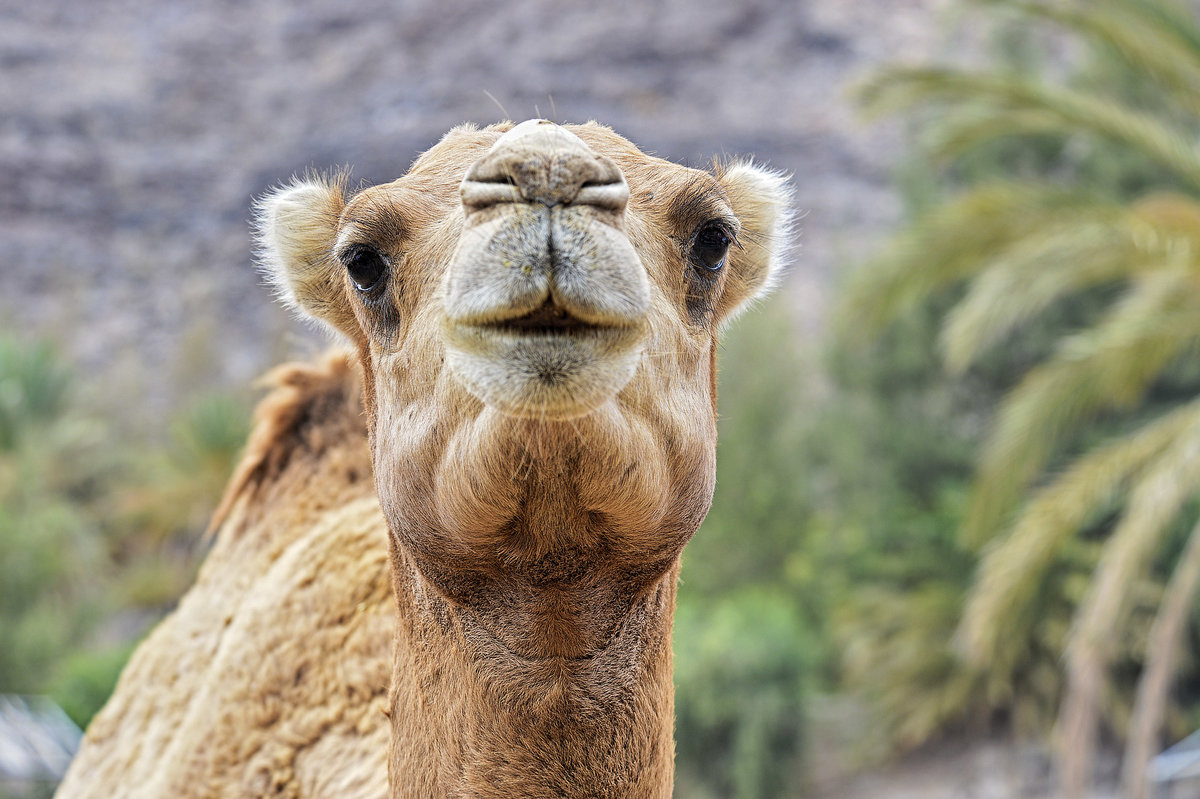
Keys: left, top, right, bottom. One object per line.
{"left": 255, "top": 173, "right": 358, "bottom": 341}
{"left": 712, "top": 160, "right": 796, "bottom": 326}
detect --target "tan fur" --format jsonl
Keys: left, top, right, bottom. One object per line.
{"left": 60, "top": 121, "right": 791, "bottom": 799}
{"left": 57, "top": 353, "right": 392, "bottom": 798}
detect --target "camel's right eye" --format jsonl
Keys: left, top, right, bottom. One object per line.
{"left": 689, "top": 221, "right": 734, "bottom": 274}
{"left": 342, "top": 245, "right": 388, "bottom": 293}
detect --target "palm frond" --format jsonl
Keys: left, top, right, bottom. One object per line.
{"left": 1123, "top": 513, "right": 1200, "bottom": 799}
{"left": 838, "top": 582, "right": 982, "bottom": 751}
{"left": 942, "top": 191, "right": 1200, "bottom": 371}
{"left": 838, "top": 183, "right": 1105, "bottom": 338}
{"left": 845, "top": 0, "right": 1200, "bottom": 773}
{"left": 860, "top": 68, "right": 1200, "bottom": 191}
{"left": 958, "top": 398, "right": 1200, "bottom": 665}
{"left": 964, "top": 267, "right": 1200, "bottom": 545}
{"left": 927, "top": 107, "right": 1079, "bottom": 163}
{"left": 1060, "top": 415, "right": 1200, "bottom": 799}
{"left": 940, "top": 217, "right": 1131, "bottom": 372}
{"left": 1127, "top": 191, "right": 1200, "bottom": 252}
{"left": 1087, "top": 0, "right": 1200, "bottom": 55}
{"left": 993, "top": 0, "right": 1200, "bottom": 115}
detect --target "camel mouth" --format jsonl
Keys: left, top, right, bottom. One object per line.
{"left": 442, "top": 314, "right": 645, "bottom": 420}
{"left": 487, "top": 302, "right": 595, "bottom": 336}
{"left": 444, "top": 301, "right": 644, "bottom": 353}
{"left": 472, "top": 300, "right": 641, "bottom": 340}
{"left": 440, "top": 132, "right": 651, "bottom": 419}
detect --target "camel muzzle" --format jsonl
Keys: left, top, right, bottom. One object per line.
{"left": 440, "top": 121, "right": 651, "bottom": 420}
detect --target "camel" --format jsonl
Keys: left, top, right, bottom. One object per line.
{"left": 56, "top": 120, "right": 792, "bottom": 798}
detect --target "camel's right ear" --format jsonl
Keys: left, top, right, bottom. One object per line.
{"left": 255, "top": 175, "right": 360, "bottom": 339}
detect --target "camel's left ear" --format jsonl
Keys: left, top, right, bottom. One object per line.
{"left": 714, "top": 162, "right": 794, "bottom": 324}
{"left": 255, "top": 173, "right": 361, "bottom": 340}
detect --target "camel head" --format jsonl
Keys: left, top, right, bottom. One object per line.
{"left": 256, "top": 120, "right": 790, "bottom": 658}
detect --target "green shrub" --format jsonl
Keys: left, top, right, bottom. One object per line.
{"left": 0, "top": 334, "right": 244, "bottom": 726}
{"left": 0, "top": 339, "right": 110, "bottom": 693}
{"left": 675, "top": 303, "right": 816, "bottom": 797}
{"left": 51, "top": 641, "right": 140, "bottom": 728}
{"left": 675, "top": 588, "right": 810, "bottom": 799}
{"left": 0, "top": 339, "right": 71, "bottom": 451}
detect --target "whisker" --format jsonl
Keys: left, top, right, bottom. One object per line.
{"left": 483, "top": 90, "right": 510, "bottom": 122}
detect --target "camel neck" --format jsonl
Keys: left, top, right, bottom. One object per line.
{"left": 385, "top": 541, "right": 678, "bottom": 799}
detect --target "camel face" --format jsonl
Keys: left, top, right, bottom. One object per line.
{"left": 258, "top": 121, "right": 791, "bottom": 643}
{"left": 442, "top": 120, "right": 651, "bottom": 420}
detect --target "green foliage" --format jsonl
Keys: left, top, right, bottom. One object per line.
{"left": 0, "top": 339, "right": 71, "bottom": 450}
{"left": 0, "top": 334, "right": 246, "bottom": 730}
{"left": 110, "top": 391, "right": 248, "bottom": 602}
{"left": 817, "top": 302, "right": 991, "bottom": 754}
{"left": 675, "top": 589, "right": 810, "bottom": 799}
{"left": 674, "top": 303, "right": 815, "bottom": 797}
{"left": 50, "top": 640, "right": 140, "bottom": 728}
{"left": 685, "top": 302, "right": 813, "bottom": 596}
{"left": 0, "top": 338, "right": 111, "bottom": 693}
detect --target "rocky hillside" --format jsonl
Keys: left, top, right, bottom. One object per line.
{"left": 1, "top": 0, "right": 949, "bottom": 418}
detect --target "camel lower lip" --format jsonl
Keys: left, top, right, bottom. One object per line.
{"left": 442, "top": 322, "right": 644, "bottom": 419}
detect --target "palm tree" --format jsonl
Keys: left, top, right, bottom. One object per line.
{"left": 841, "top": 2, "right": 1200, "bottom": 797}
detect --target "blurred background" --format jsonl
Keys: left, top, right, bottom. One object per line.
{"left": 5, "top": 0, "right": 1200, "bottom": 796}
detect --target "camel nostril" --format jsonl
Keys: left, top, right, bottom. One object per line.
{"left": 461, "top": 166, "right": 629, "bottom": 214}
{"left": 571, "top": 174, "right": 629, "bottom": 212}
{"left": 459, "top": 175, "right": 523, "bottom": 212}
{"left": 474, "top": 173, "right": 519, "bottom": 187}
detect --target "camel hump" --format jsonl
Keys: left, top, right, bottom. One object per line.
{"left": 210, "top": 349, "right": 371, "bottom": 537}
{"left": 59, "top": 350, "right": 389, "bottom": 799}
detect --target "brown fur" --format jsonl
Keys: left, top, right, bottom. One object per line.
{"left": 60, "top": 121, "right": 792, "bottom": 798}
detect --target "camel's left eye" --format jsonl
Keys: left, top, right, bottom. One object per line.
{"left": 691, "top": 223, "right": 733, "bottom": 272}
{"left": 343, "top": 245, "right": 388, "bottom": 292}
